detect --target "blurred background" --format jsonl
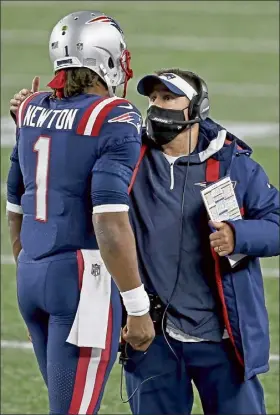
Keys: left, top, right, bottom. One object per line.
{"left": 1, "top": 1, "right": 279, "bottom": 413}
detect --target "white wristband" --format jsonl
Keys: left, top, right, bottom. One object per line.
{"left": 120, "top": 284, "right": 150, "bottom": 316}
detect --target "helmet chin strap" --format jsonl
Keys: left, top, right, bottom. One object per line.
{"left": 120, "top": 49, "right": 133, "bottom": 98}
{"left": 99, "top": 64, "right": 115, "bottom": 97}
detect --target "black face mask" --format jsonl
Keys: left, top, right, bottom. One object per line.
{"left": 146, "top": 105, "right": 189, "bottom": 145}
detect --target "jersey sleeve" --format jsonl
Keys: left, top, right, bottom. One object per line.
{"left": 85, "top": 99, "right": 143, "bottom": 213}
{"left": 6, "top": 128, "right": 25, "bottom": 214}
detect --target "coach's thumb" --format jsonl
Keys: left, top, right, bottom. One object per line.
{"left": 31, "top": 76, "right": 40, "bottom": 93}
{"left": 122, "top": 325, "right": 128, "bottom": 340}
{"left": 209, "top": 220, "right": 224, "bottom": 230}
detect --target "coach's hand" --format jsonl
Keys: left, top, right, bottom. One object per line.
{"left": 122, "top": 313, "right": 155, "bottom": 352}
{"left": 209, "top": 221, "right": 235, "bottom": 256}
{"left": 10, "top": 76, "right": 40, "bottom": 114}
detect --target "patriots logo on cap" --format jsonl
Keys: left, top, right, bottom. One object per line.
{"left": 161, "top": 73, "right": 176, "bottom": 80}
{"left": 108, "top": 111, "right": 142, "bottom": 134}
{"left": 85, "top": 15, "right": 123, "bottom": 34}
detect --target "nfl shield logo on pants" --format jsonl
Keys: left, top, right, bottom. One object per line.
{"left": 91, "top": 263, "right": 101, "bottom": 277}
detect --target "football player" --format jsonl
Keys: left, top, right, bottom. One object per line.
{"left": 6, "top": 11, "right": 154, "bottom": 415}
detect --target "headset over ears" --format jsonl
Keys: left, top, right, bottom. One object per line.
{"left": 187, "top": 72, "right": 210, "bottom": 122}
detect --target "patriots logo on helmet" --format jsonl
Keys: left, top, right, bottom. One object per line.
{"left": 108, "top": 111, "right": 142, "bottom": 134}
{"left": 85, "top": 15, "right": 124, "bottom": 34}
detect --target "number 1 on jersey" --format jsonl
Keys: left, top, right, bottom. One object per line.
{"left": 33, "top": 136, "right": 51, "bottom": 222}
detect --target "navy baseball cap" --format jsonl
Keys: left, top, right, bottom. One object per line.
{"left": 137, "top": 73, "right": 197, "bottom": 100}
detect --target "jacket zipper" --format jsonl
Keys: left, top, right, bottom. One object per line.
{"left": 170, "top": 163, "right": 175, "bottom": 190}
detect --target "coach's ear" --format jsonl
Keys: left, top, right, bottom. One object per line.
{"left": 31, "top": 76, "right": 40, "bottom": 93}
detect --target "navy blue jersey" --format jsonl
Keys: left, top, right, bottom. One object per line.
{"left": 7, "top": 92, "right": 142, "bottom": 259}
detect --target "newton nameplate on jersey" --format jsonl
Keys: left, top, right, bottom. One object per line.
{"left": 201, "top": 176, "right": 247, "bottom": 268}
{"left": 23, "top": 105, "right": 78, "bottom": 130}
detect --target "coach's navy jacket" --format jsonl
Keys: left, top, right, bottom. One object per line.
{"left": 129, "top": 118, "right": 280, "bottom": 380}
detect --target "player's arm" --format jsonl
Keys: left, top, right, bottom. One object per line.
{"left": 89, "top": 106, "right": 154, "bottom": 350}
{"left": 92, "top": 137, "right": 150, "bottom": 307}
{"left": 7, "top": 212, "right": 22, "bottom": 263}
{"left": 92, "top": 141, "right": 155, "bottom": 350}
{"left": 6, "top": 131, "right": 24, "bottom": 262}
{"left": 93, "top": 212, "right": 143, "bottom": 292}
{"left": 7, "top": 79, "right": 40, "bottom": 261}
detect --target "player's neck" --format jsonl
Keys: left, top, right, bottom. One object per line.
{"left": 85, "top": 85, "right": 109, "bottom": 97}
{"left": 162, "top": 125, "right": 199, "bottom": 157}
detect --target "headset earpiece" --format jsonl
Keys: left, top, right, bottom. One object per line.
{"left": 188, "top": 74, "right": 210, "bottom": 121}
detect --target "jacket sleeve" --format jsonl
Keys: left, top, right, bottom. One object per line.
{"left": 229, "top": 162, "right": 280, "bottom": 257}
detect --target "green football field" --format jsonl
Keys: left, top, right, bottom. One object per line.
{"left": 1, "top": 1, "right": 279, "bottom": 414}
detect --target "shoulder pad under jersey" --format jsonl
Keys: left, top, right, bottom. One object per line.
{"left": 76, "top": 96, "right": 142, "bottom": 137}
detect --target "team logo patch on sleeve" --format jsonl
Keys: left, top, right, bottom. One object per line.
{"left": 108, "top": 111, "right": 142, "bottom": 134}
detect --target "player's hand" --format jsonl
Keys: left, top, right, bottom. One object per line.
{"left": 209, "top": 221, "right": 235, "bottom": 256}
{"left": 27, "top": 330, "right": 32, "bottom": 342}
{"left": 9, "top": 76, "right": 40, "bottom": 114}
{"left": 122, "top": 313, "right": 155, "bottom": 352}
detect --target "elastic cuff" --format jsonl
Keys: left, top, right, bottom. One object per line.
{"left": 93, "top": 204, "right": 129, "bottom": 214}
{"left": 6, "top": 201, "right": 23, "bottom": 214}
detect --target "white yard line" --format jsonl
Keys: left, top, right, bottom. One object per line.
{"left": 1, "top": 75, "right": 278, "bottom": 99}
{"left": 0, "top": 254, "right": 278, "bottom": 278}
{"left": 1, "top": 340, "right": 33, "bottom": 350}
{"left": 1, "top": 183, "right": 6, "bottom": 196}
{"left": 1, "top": 117, "right": 279, "bottom": 148}
{"left": 1, "top": 30, "right": 278, "bottom": 54}
{"left": 2, "top": 340, "right": 279, "bottom": 361}
{"left": 1, "top": 0, "right": 278, "bottom": 16}
{"left": 129, "top": 35, "right": 279, "bottom": 54}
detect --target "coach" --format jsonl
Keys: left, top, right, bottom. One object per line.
{"left": 9, "top": 69, "right": 280, "bottom": 415}
{"left": 123, "top": 69, "right": 280, "bottom": 414}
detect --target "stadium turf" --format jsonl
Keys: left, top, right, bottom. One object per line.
{"left": 1, "top": 1, "right": 279, "bottom": 414}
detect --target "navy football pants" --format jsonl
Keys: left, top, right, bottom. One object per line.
{"left": 17, "top": 250, "right": 122, "bottom": 415}
{"left": 125, "top": 334, "right": 266, "bottom": 415}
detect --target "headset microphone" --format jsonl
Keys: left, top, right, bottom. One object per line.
{"left": 147, "top": 115, "right": 199, "bottom": 126}
{"left": 171, "top": 118, "right": 200, "bottom": 126}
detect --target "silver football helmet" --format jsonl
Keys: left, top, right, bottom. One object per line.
{"left": 49, "top": 11, "right": 133, "bottom": 96}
